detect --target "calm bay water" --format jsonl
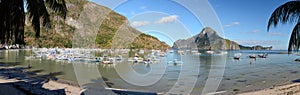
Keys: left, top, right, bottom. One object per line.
{"left": 1, "top": 50, "right": 300, "bottom": 94}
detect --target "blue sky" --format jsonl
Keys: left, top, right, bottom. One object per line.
{"left": 91, "top": 0, "right": 293, "bottom": 50}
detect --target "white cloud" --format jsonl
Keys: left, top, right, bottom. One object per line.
{"left": 242, "top": 29, "right": 261, "bottom": 34}
{"left": 267, "top": 32, "right": 288, "bottom": 37}
{"left": 140, "top": 6, "right": 147, "bottom": 10}
{"left": 156, "top": 15, "right": 178, "bottom": 24}
{"left": 131, "top": 21, "right": 150, "bottom": 27}
{"left": 224, "top": 22, "right": 240, "bottom": 28}
{"left": 251, "top": 29, "right": 261, "bottom": 33}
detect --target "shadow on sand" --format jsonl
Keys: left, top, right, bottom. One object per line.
{"left": 80, "top": 78, "right": 158, "bottom": 95}
{"left": 0, "top": 63, "right": 66, "bottom": 95}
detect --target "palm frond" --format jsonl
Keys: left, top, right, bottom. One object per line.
{"left": 267, "top": 1, "right": 300, "bottom": 31}
{"left": 26, "top": 0, "right": 41, "bottom": 37}
{"left": 11, "top": 0, "right": 26, "bottom": 44}
{"left": 45, "top": 0, "right": 68, "bottom": 19}
{"left": 0, "top": 0, "right": 10, "bottom": 44}
{"left": 26, "top": 0, "right": 51, "bottom": 37}
{"left": 39, "top": 0, "right": 51, "bottom": 28}
{"left": 0, "top": 0, "right": 25, "bottom": 44}
{"left": 0, "top": 0, "right": 67, "bottom": 44}
{"left": 288, "top": 21, "right": 300, "bottom": 53}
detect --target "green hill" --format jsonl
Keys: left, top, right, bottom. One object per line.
{"left": 24, "top": 0, "right": 170, "bottom": 50}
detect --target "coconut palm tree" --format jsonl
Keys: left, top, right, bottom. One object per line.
{"left": 0, "top": 0, "right": 67, "bottom": 45}
{"left": 267, "top": 0, "right": 300, "bottom": 53}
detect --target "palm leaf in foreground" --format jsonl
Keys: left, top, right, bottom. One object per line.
{"left": 0, "top": 0, "right": 67, "bottom": 45}
{"left": 267, "top": 1, "right": 300, "bottom": 53}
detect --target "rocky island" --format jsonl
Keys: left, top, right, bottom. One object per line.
{"left": 173, "top": 27, "right": 272, "bottom": 50}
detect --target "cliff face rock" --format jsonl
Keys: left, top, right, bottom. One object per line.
{"left": 24, "top": 0, "right": 170, "bottom": 49}
{"left": 173, "top": 27, "right": 240, "bottom": 50}
{"left": 173, "top": 27, "right": 273, "bottom": 50}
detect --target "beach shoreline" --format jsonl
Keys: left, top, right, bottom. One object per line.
{"left": 0, "top": 64, "right": 83, "bottom": 95}
{"left": 0, "top": 78, "right": 82, "bottom": 95}
{"left": 2, "top": 77, "right": 300, "bottom": 95}
{"left": 1, "top": 61, "right": 300, "bottom": 95}
{"left": 238, "top": 82, "right": 300, "bottom": 95}
{"left": 1, "top": 71, "right": 300, "bottom": 95}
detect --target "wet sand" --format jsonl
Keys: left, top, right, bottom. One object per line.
{"left": 239, "top": 83, "right": 300, "bottom": 95}
{"left": 2, "top": 74, "right": 300, "bottom": 95}
{"left": 42, "top": 80, "right": 82, "bottom": 95}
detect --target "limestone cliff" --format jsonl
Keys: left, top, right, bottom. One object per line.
{"left": 173, "top": 27, "right": 240, "bottom": 50}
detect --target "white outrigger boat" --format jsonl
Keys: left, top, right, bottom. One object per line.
{"left": 248, "top": 54, "right": 256, "bottom": 59}
{"left": 115, "top": 55, "right": 123, "bottom": 61}
{"left": 142, "top": 58, "right": 152, "bottom": 64}
{"left": 258, "top": 53, "right": 268, "bottom": 58}
{"left": 56, "top": 55, "right": 69, "bottom": 60}
{"left": 159, "top": 52, "right": 167, "bottom": 57}
{"left": 68, "top": 56, "right": 89, "bottom": 62}
{"left": 206, "top": 50, "right": 214, "bottom": 54}
{"left": 192, "top": 50, "right": 201, "bottom": 55}
{"left": 142, "top": 57, "right": 159, "bottom": 64}
{"left": 128, "top": 56, "right": 144, "bottom": 63}
{"left": 233, "top": 53, "right": 242, "bottom": 60}
{"left": 102, "top": 57, "right": 114, "bottom": 64}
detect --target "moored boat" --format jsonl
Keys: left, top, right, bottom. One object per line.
{"left": 258, "top": 53, "right": 268, "bottom": 58}
{"left": 206, "top": 50, "right": 214, "bottom": 54}
{"left": 233, "top": 53, "right": 242, "bottom": 60}
{"left": 103, "top": 57, "right": 114, "bottom": 64}
{"left": 249, "top": 54, "right": 256, "bottom": 59}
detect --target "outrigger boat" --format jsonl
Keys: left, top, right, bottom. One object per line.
{"left": 258, "top": 53, "right": 268, "bottom": 58}
{"left": 115, "top": 55, "right": 123, "bottom": 61}
{"left": 102, "top": 57, "right": 114, "bottom": 64}
{"left": 233, "top": 53, "right": 242, "bottom": 60}
{"left": 249, "top": 54, "right": 256, "bottom": 59}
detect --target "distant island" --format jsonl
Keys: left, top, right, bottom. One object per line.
{"left": 239, "top": 45, "right": 272, "bottom": 50}
{"left": 173, "top": 27, "right": 272, "bottom": 50}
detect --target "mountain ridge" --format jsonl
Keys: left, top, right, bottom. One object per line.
{"left": 173, "top": 27, "right": 271, "bottom": 50}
